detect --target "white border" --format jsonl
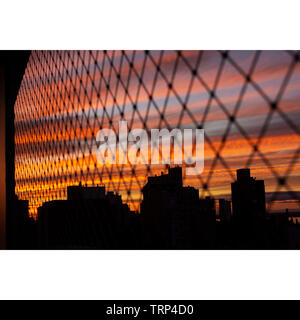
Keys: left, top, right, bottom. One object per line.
{"left": 0, "top": 250, "right": 300, "bottom": 300}
{"left": 0, "top": 0, "right": 299, "bottom": 49}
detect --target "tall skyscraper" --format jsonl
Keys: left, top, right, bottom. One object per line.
{"left": 231, "top": 168, "right": 266, "bottom": 221}
{"left": 140, "top": 167, "right": 216, "bottom": 249}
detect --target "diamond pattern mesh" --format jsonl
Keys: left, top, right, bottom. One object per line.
{"left": 14, "top": 50, "right": 300, "bottom": 217}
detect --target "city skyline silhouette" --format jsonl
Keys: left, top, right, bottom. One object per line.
{"left": 9, "top": 166, "right": 300, "bottom": 249}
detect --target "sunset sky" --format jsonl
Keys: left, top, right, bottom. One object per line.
{"left": 14, "top": 50, "right": 300, "bottom": 216}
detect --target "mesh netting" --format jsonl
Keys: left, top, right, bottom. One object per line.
{"left": 14, "top": 50, "right": 300, "bottom": 217}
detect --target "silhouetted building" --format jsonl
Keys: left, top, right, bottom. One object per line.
{"left": 7, "top": 195, "right": 37, "bottom": 249}
{"left": 219, "top": 199, "right": 231, "bottom": 222}
{"left": 266, "top": 211, "right": 289, "bottom": 249}
{"left": 231, "top": 168, "right": 266, "bottom": 221}
{"left": 140, "top": 167, "right": 216, "bottom": 249}
{"left": 37, "top": 184, "right": 136, "bottom": 249}
{"left": 67, "top": 183, "right": 105, "bottom": 200}
{"left": 287, "top": 220, "right": 300, "bottom": 249}
{"left": 190, "top": 196, "right": 216, "bottom": 249}
{"left": 199, "top": 197, "right": 216, "bottom": 216}
{"left": 231, "top": 168, "right": 266, "bottom": 248}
